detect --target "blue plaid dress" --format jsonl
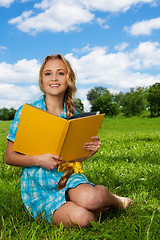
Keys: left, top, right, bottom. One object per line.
{"left": 7, "top": 95, "right": 93, "bottom": 223}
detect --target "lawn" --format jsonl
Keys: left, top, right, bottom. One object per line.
{"left": 0, "top": 117, "right": 160, "bottom": 239}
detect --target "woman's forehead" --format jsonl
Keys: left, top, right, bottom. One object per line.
{"left": 43, "top": 59, "right": 67, "bottom": 71}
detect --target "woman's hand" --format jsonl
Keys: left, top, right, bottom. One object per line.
{"left": 36, "top": 153, "right": 64, "bottom": 170}
{"left": 84, "top": 136, "right": 101, "bottom": 158}
{"left": 5, "top": 141, "right": 64, "bottom": 169}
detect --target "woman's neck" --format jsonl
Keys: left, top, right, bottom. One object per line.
{"left": 45, "top": 94, "right": 64, "bottom": 116}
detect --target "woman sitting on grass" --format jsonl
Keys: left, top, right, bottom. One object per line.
{"left": 5, "top": 54, "right": 132, "bottom": 227}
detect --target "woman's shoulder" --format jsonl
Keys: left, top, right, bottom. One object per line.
{"left": 15, "top": 95, "right": 45, "bottom": 115}
{"left": 30, "top": 95, "right": 46, "bottom": 110}
{"left": 14, "top": 105, "right": 23, "bottom": 119}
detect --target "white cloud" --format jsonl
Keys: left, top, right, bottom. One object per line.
{"left": 80, "top": 0, "right": 155, "bottom": 12}
{"left": 76, "top": 88, "right": 92, "bottom": 111}
{"left": 9, "top": 11, "right": 33, "bottom": 25}
{"left": 0, "top": 46, "right": 8, "bottom": 54}
{"left": 82, "top": 99, "right": 91, "bottom": 112}
{"left": 114, "top": 42, "right": 129, "bottom": 51}
{"left": 0, "top": 0, "right": 14, "bottom": 7}
{"left": 116, "top": 72, "right": 160, "bottom": 90}
{"left": 0, "top": 59, "right": 41, "bottom": 108}
{"left": 0, "top": 46, "right": 8, "bottom": 51}
{"left": 0, "top": 84, "right": 39, "bottom": 100}
{"left": 0, "top": 59, "right": 40, "bottom": 83}
{"left": 96, "top": 18, "right": 110, "bottom": 29}
{"left": 108, "top": 88, "right": 120, "bottom": 95}
{"left": 76, "top": 87, "right": 91, "bottom": 100}
{"left": 0, "top": 84, "right": 41, "bottom": 109}
{"left": 0, "top": 99, "right": 22, "bottom": 109}
{"left": 1, "top": 41, "right": 160, "bottom": 109}
{"left": 65, "top": 42, "right": 160, "bottom": 92}
{"left": 9, "top": 1, "right": 94, "bottom": 34}
{"left": 72, "top": 44, "right": 92, "bottom": 54}
{"left": 34, "top": 0, "right": 54, "bottom": 10}
{"left": 130, "top": 41, "right": 160, "bottom": 69}
{"left": 8, "top": 0, "right": 156, "bottom": 34}
{"left": 65, "top": 47, "right": 130, "bottom": 87}
{"left": 21, "top": 0, "right": 32, "bottom": 2}
{"left": 124, "top": 17, "right": 160, "bottom": 36}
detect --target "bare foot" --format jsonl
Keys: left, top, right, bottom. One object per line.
{"left": 113, "top": 195, "right": 133, "bottom": 209}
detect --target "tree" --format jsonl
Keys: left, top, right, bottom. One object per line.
{"left": 8, "top": 108, "right": 16, "bottom": 120}
{"left": 120, "top": 87, "right": 147, "bottom": 117}
{"left": 87, "top": 87, "right": 106, "bottom": 105}
{"left": 87, "top": 87, "right": 119, "bottom": 116}
{"left": 73, "top": 98, "right": 84, "bottom": 113}
{"left": 147, "top": 82, "right": 160, "bottom": 117}
{"left": 0, "top": 108, "right": 8, "bottom": 120}
{"left": 114, "top": 91, "right": 124, "bottom": 106}
{"left": 0, "top": 107, "right": 16, "bottom": 120}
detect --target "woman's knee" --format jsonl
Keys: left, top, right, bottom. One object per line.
{"left": 74, "top": 208, "right": 95, "bottom": 227}
{"left": 52, "top": 201, "right": 95, "bottom": 227}
{"left": 67, "top": 184, "right": 105, "bottom": 210}
{"left": 78, "top": 187, "right": 104, "bottom": 209}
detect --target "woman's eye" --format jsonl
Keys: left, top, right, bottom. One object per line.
{"left": 58, "top": 72, "right": 65, "bottom": 76}
{"left": 45, "top": 72, "right": 51, "bottom": 76}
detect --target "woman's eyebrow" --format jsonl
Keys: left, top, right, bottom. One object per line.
{"left": 44, "top": 69, "right": 66, "bottom": 72}
{"left": 57, "top": 68, "right": 66, "bottom": 72}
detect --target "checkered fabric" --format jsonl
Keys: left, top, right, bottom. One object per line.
{"left": 7, "top": 95, "right": 93, "bottom": 223}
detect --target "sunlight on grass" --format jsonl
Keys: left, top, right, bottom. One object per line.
{"left": 0, "top": 117, "right": 160, "bottom": 239}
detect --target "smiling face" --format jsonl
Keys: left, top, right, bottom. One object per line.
{"left": 41, "top": 59, "right": 68, "bottom": 98}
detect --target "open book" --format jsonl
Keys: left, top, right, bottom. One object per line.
{"left": 13, "top": 104, "right": 104, "bottom": 161}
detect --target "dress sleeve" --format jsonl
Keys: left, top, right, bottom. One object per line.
{"left": 7, "top": 105, "right": 23, "bottom": 142}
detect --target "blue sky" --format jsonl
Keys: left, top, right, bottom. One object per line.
{"left": 0, "top": 0, "right": 160, "bottom": 111}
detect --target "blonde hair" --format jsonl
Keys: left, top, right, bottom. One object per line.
{"left": 39, "top": 54, "right": 76, "bottom": 119}
{"left": 39, "top": 54, "right": 77, "bottom": 190}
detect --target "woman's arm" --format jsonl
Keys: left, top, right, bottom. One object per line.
{"left": 75, "top": 136, "right": 101, "bottom": 163}
{"left": 5, "top": 140, "right": 64, "bottom": 170}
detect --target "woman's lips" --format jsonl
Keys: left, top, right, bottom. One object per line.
{"left": 49, "top": 84, "right": 60, "bottom": 88}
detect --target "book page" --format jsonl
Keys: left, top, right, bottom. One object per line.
{"left": 60, "top": 114, "right": 104, "bottom": 161}
{"left": 13, "top": 104, "right": 69, "bottom": 156}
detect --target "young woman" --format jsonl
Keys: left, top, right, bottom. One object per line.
{"left": 5, "top": 54, "right": 132, "bottom": 227}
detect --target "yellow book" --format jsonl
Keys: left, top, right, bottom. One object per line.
{"left": 13, "top": 104, "right": 104, "bottom": 161}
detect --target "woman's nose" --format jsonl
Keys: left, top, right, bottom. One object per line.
{"left": 51, "top": 73, "right": 57, "bottom": 80}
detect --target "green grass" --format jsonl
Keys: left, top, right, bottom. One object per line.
{"left": 0, "top": 117, "right": 160, "bottom": 239}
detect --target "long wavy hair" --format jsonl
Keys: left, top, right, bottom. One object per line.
{"left": 39, "top": 54, "right": 77, "bottom": 190}
{"left": 39, "top": 54, "right": 76, "bottom": 119}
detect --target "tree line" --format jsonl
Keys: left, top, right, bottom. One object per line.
{"left": 0, "top": 82, "right": 160, "bottom": 120}
{"left": 73, "top": 82, "right": 160, "bottom": 117}
{"left": 86, "top": 82, "right": 160, "bottom": 117}
{"left": 0, "top": 107, "right": 16, "bottom": 121}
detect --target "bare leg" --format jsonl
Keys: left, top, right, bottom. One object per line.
{"left": 67, "top": 184, "right": 133, "bottom": 211}
{"left": 52, "top": 184, "right": 132, "bottom": 227}
{"left": 95, "top": 185, "right": 133, "bottom": 209}
{"left": 52, "top": 201, "right": 96, "bottom": 227}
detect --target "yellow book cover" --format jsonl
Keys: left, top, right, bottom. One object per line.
{"left": 13, "top": 104, "right": 104, "bottom": 161}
